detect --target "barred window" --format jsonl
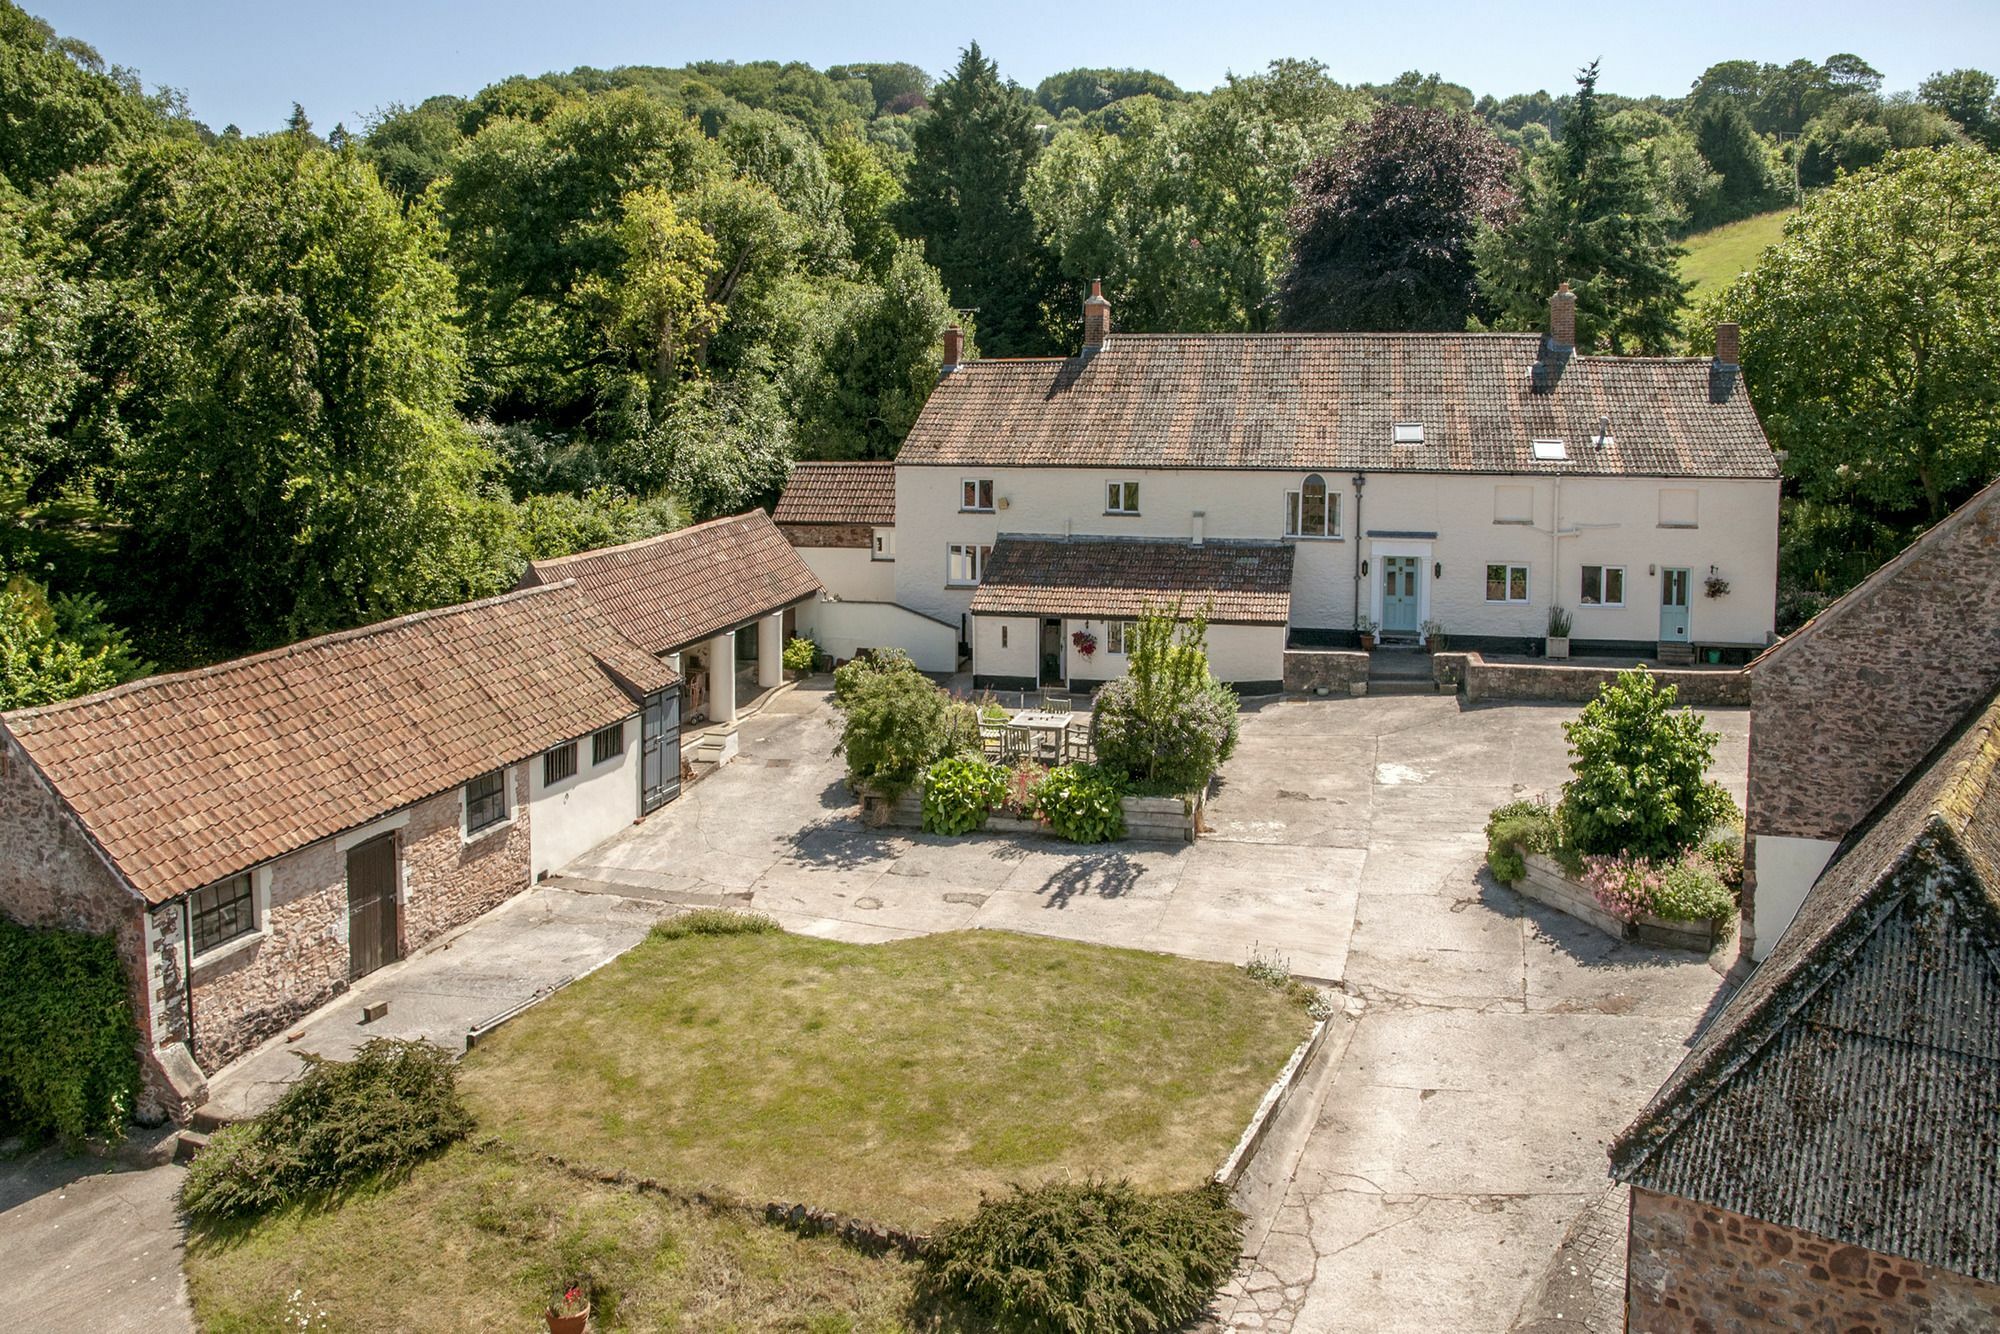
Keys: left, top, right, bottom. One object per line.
{"left": 465, "top": 769, "right": 508, "bottom": 833}
{"left": 191, "top": 873, "right": 255, "bottom": 955}
{"left": 592, "top": 722, "right": 625, "bottom": 766}
{"left": 543, "top": 742, "right": 578, "bottom": 787}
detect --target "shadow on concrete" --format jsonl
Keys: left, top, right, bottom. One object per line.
{"left": 815, "top": 776, "right": 857, "bottom": 811}
{"left": 1035, "top": 852, "right": 1150, "bottom": 908}
{"left": 0, "top": 1130, "right": 175, "bottom": 1215}
{"left": 789, "top": 819, "right": 896, "bottom": 870}
{"left": 1479, "top": 871, "right": 1715, "bottom": 974}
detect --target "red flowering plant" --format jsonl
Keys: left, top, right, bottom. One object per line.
{"left": 1070, "top": 629, "right": 1097, "bottom": 659}
{"left": 550, "top": 1283, "right": 589, "bottom": 1316}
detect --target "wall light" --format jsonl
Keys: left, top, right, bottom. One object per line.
{"left": 1434, "top": 561, "right": 1443, "bottom": 579}
{"left": 1361, "top": 558, "right": 1370, "bottom": 576}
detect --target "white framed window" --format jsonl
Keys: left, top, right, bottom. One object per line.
{"left": 1659, "top": 488, "right": 1698, "bottom": 528}
{"left": 1284, "top": 474, "right": 1340, "bottom": 538}
{"left": 1104, "top": 620, "right": 1133, "bottom": 654}
{"left": 1486, "top": 563, "right": 1530, "bottom": 603}
{"left": 1105, "top": 480, "right": 1140, "bottom": 515}
{"left": 1392, "top": 422, "right": 1424, "bottom": 446}
{"left": 1580, "top": 565, "right": 1625, "bottom": 607}
{"left": 946, "top": 543, "right": 992, "bottom": 587}
{"left": 190, "top": 872, "right": 256, "bottom": 956}
{"left": 465, "top": 769, "right": 508, "bottom": 834}
{"left": 960, "top": 479, "right": 994, "bottom": 512}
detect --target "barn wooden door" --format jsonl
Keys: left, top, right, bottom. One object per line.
{"left": 346, "top": 834, "right": 401, "bottom": 980}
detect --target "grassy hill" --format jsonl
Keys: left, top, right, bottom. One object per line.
{"left": 1680, "top": 209, "right": 1797, "bottom": 297}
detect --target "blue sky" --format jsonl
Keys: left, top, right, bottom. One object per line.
{"left": 36, "top": 0, "right": 2000, "bottom": 135}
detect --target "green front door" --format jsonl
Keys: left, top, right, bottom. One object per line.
{"left": 1382, "top": 556, "right": 1420, "bottom": 635}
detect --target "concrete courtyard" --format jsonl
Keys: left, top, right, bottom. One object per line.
{"left": 564, "top": 681, "right": 1748, "bottom": 1333}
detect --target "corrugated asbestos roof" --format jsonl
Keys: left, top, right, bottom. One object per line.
{"left": 1611, "top": 687, "right": 2000, "bottom": 1280}
{"left": 523, "top": 510, "right": 822, "bottom": 656}
{"left": 967, "top": 536, "right": 1294, "bottom": 625}
{"left": 1, "top": 585, "right": 677, "bottom": 904}
{"left": 898, "top": 334, "right": 1778, "bottom": 479}
{"left": 773, "top": 461, "right": 897, "bottom": 527}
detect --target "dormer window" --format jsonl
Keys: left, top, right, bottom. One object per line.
{"left": 1393, "top": 422, "right": 1424, "bottom": 446}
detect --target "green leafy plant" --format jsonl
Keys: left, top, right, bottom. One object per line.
{"left": 0, "top": 918, "right": 139, "bottom": 1143}
{"left": 1089, "top": 603, "right": 1236, "bottom": 795}
{"left": 1583, "top": 850, "right": 1737, "bottom": 927}
{"left": 180, "top": 1039, "right": 473, "bottom": 1221}
{"left": 832, "top": 651, "right": 978, "bottom": 799}
{"left": 918, "top": 1179, "right": 1243, "bottom": 1334}
{"left": 1036, "top": 764, "right": 1127, "bottom": 844}
{"left": 650, "top": 909, "right": 780, "bottom": 940}
{"left": 781, "top": 636, "right": 818, "bottom": 673}
{"left": 1001, "top": 760, "right": 1048, "bottom": 818}
{"left": 1558, "top": 667, "right": 1737, "bottom": 861}
{"left": 921, "top": 756, "right": 1009, "bottom": 836}
{"left": 1546, "top": 604, "right": 1573, "bottom": 638}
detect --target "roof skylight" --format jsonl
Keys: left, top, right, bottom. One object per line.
{"left": 1530, "top": 438, "right": 1568, "bottom": 461}
{"left": 1392, "top": 421, "right": 1424, "bottom": 446}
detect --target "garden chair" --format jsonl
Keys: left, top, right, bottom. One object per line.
{"left": 1040, "top": 690, "right": 1072, "bottom": 713}
{"left": 979, "top": 723, "right": 1006, "bottom": 761}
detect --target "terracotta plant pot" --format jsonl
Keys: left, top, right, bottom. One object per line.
{"left": 545, "top": 1308, "right": 589, "bottom": 1334}
{"left": 1358, "top": 633, "right": 1376, "bottom": 651}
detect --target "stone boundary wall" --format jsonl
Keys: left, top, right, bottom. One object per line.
{"left": 1627, "top": 1187, "right": 2000, "bottom": 1332}
{"left": 1283, "top": 648, "right": 1369, "bottom": 696}
{"left": 1214, "top": 1015, "right": 1332, "bottom": 1189}
{"left": 777, "top": 521, "right": 871, "bottom": 550}
{"left": 1514, "top": 853, "right": 1719, "bottom": 953}
{"left": 863, "top": 786, "right": 1202, "bottom": 844}
{"left": 1441, "top": 652, "right": 1750, "bottom": 707}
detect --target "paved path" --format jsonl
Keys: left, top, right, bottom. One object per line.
{"left": 570, "top": 684, "right": 1746, "bottom": 1333}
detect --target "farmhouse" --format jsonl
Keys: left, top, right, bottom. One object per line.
{"left": 1741, "top": 475, "right": 2000, "bottom": 958}
{"left": 0, "top": 583, "right": 679, "bottom": 1118}
{"left": 1611, "top": 682, "right": 2000, "bottom": 1330}
{"left": 521, "top": 509, "right": 822, "bottom": 760}
{"left": 780, "top": 283, "right": 1781, "bottom": 692}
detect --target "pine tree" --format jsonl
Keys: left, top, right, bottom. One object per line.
{"left": 898, "top": 43, "right": 1052, "bottom": 355}
{"left": 1475, "top": 62, "right": 1687, "bottom": 353}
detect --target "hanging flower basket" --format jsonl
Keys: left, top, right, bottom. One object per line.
{"left": 1070, "top": 629, "right": 1097, "bottom": 659}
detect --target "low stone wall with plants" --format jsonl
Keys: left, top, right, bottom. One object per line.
{"left": 863, "top": 783, "right": 1202, "bottom": 844}
{"left": 1447, "top": 652, "right": 1750, "bottom": 706}
{"left": 1513, "top": 852, "right": 1724, "bottom": 953}
{"left": 1283, "top": 648, "right": 1369, "bottom": 696}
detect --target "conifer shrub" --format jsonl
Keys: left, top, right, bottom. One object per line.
{"left": 918, "top": 1179, "right": 1243, "bottom": 1334}
{"left": 181, "top": 1039, "right": 472, "bottom": 1221}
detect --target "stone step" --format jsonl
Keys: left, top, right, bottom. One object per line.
{"left": 1363, "top": 677, "right": 1439, "bottom": 696}
{"left": 1656, "top": 641, "right": 1696, "bottom": 665}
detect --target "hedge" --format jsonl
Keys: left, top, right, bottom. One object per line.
{"left": 0, "top": 916, "right": 140, "bottom": 1142}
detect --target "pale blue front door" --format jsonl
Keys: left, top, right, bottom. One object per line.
{"left": 1659, "top": 568, "right": 1691, "bottom": 642}
{"left": 1382, "top": 556, "right": 1421, "bottom": 634}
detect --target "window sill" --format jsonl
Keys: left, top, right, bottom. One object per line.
{"left": 1492, "top": 519, "right": 1535, "bottom": 526}
{"left": 1657, "top": 523, "right": 1699, "bottom": 530}
{"left": 191, "top": 927, "right": 268, "bottom": 973}
{"left": 945, "top": 582, "right": 978, "bottom": 590}
{"left": 1485, "top": 600, "right": 1532, "bottom": 606}
{"left": 959, "top": 508, "right": 995, "bottom": 515}
{"left": 1282, "top": 534, "right": 1345, "bottom": 542}
{"left": 1578, "top": 604, "right": 1626, "bottom": 610}
{"left": 462, "top": 816, "right": 515, "bottom": 847}
{"left": 1102, "top": 511, "right": 1141, "bottom": 518}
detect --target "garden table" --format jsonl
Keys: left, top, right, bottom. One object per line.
{"left": 1007, "top": 710, "right": 1074, "bottom": 764}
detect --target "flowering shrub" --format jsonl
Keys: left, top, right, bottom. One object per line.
{"left": 1583, "top": 849, "right": 1737, "bottom": 925}
{"left": 1001, "top": 760, "right": 1048, "bottom": 818}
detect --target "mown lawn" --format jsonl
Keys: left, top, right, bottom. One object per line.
{"left": 185, "top": 1145, "right": 921, "bottom": 1333}
{"left": 1679, "top": 208, "right": 1796, "bottom": 296}
{"left": 457, "top": 927, "right": 1313, "bottom": 1232}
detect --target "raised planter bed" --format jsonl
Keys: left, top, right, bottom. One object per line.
{"left": 1513, "top": 852, "right": 1722, "bottom": 953}
{"left": 859, "top": 786, "right": 1203, "bottom": 844}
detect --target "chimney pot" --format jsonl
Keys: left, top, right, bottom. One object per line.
{"left": 1713, "top": 322, "right": 1740, "bottom": 367}
{"left": 1548, "top": 281, "right": 1577, "bottom": 352}
{"left": 1082, "top": 279, "right": 1111, "bottom": 352}
{"left": 941, "top": 323, "right": 964, "bottom": 371}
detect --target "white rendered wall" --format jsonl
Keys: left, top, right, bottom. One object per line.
{"left": 806, "top": 599, "right": 960, "bottom": 672}
{"left": 972, "top": 615, "right": 1039, "bottom": 681}
{"left": 894, "top": 465, "right": 1778, "bottom": 647}
{"left": 1750, "top": 834, "right": 1841, "bottom": 962}
{"left": 799, "top": 544, "right": 897, "bottom": 603}
{"left": 529, "top": 718, "right": 641, "bottom": 879}
{"left": 980, "top": 615, "right": 1281, "bottom": 688}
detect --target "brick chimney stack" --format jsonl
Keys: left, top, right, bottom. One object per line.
{"left": 1713, "top": 322, "right": 1740, "bottom": 367}
{"left": 1709, "top": 321, "right": 1741, "bottom": 404}
{"left": 941, "top": 323, "right": 964, "bottom": 372}
{"left": 1082, "top": 279, "right": 1111, "bottom": 352}
{"left": 1548, "top": 281, "right": 1577, "bottom": 352}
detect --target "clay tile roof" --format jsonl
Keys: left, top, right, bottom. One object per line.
{"left": 1611, "top": 686, "right": 2000, "bottom": 1280}
{"left": 522, "top": 510, "right": 822, "bottom": 656}
{"left": 899, "top": 334, "right": 1778, "bottom": 479}
{"left": 774, "top": 461, "right": 897, "bottom": 527}
{"left": 968, "top": 536, "right": 1294, "bottom": 625}
{"left": 1, "top": 584, "right": 678, "bottom": 905}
